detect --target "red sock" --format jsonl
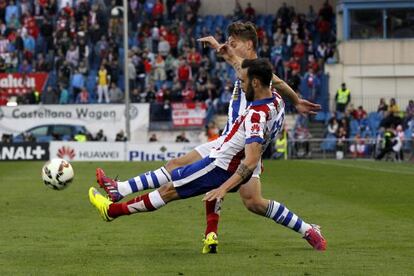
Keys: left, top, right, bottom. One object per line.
{"left": 108, "top": 202, "right": 129, "bottom": 218}
{"left": 108, "top": 194, "right": 157, "bottom": 218}
{"left": 205, "top": 199, "right": 221, "bottom": 235}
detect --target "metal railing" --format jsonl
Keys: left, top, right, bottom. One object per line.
{"left": 275, "top": 138, "right": 414, "bottom": 160}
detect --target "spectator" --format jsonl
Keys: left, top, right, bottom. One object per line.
{"left": 293, "top": 38, "right": 305, "bottom": 60}
{"left": 327, "top": 117, "right": 338, "bottom": 136}
{"left": 149, "top": 133, "right": 158, "bottom": 142}
{"left": 65, "top": 44, "right": 79, "bottom": 67}
{"left": 128, "top": 55, "right": 137, "bottom": 91}
{"left": 35, "top": 54, "right": 50, "bottom": 72}
{"left": 187, "top": 47, "right": 201, "bottom": 76}
{"left": 5, "top": 0, "right": 19, "bottom": 25}
{"left": 335, "top": 82, "right": 351, "bottom": 114}
{"left": 1, "top": 133, "right": 13, "bottom": 143}
{"left": 207, "top": 122, "right": 220, "bottom": 142}
{"left": 152, "top": 0, "right": 164, "bottom": 23}
{"left": 42, "top": 86, "right": 59, "bottom": 104}
{"left": 319, "top": 0, "right": 334, "bottom": 22}
{"left": 177, "top": 58, "right": 192, "bottom": 88}
{"left": 303, "top": 67, "right": 319, "bottom": 101}
{"left": 272, "top": 131, "right": 287, "bottom": 160}
{"left": 336, "top": 126, "right": 347, "bottom": 159}
{"left": 115, "top": 130, "right": 127, "bottom": 141}
{"left": 176, "top": 131, "right": 189, "bottom": 142}
{"left": 108, "top": 82, "right": 124, "bottom": 103}
{"left": 153, "top": 54, "right": 166, "bottom": 89}
{"left": 349, "top": 134, "right": 366, "bottom": 158}
{"left": 18, "top": 59, "right": 32, "bottom": 74}
{"left": 71, "top": 69, "right": 85, "bottom": 100}
{"left": 377, "top": 98, "right": 388, "bottom": 113}
{"left": 76, "top": 87, "right": 90, "bottom": 104}
{"left": 393, "top": 124, "right": 404, "bottom": 161}
{"left": 97, "top": 64, "right": 110, "bottom": 103}
{"left": 24, "top": 89, "right": 39, "bottom": 104}
{"left": 74, "top": 131, "right": 87, "bottom": 142}
{"left": 244, "top": 2, "right": 256, "bottom": 21}
{"left": 388, "top": 98, "right": 400, "bottom": 117}
{"left": 352, "top": 105, "right": 367, "bottom": 121}
{"left": 158, "top": 36, "right": 170, "bottom": 57}
{"left": 59, "top": 84, "right": 70, "bottom": 104}
{"left": 404, "top": 100, "right": 414, "bottom": 127}
{"left": 94, "top": 129, "right": 107, "bottom": 142}
{"left": 182, "top": 82, "right": 196, "bottom": 103}
{"left": 376, "top": 127, "right": 397, "bottom": 160}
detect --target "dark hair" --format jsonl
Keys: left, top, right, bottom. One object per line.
{"left": 227, "top": 21, "right": 258, "bottom": 50}
{"left": 241, "top": 58, "right": 273, "bottom": 87}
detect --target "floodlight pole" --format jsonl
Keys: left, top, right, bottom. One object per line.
{"left": 123, "top": 0, "right": 130, "bottom": 141}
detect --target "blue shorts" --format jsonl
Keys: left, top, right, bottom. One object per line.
{"left": 171, "top": 157, "right": 233, "bottom": 199}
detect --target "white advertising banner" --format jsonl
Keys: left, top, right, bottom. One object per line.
{"left": 127, "top": 143, "right": 197, "bottom": 161}
{"left": 0, "top": 104, "right": 149, "bottom": 142}
{"left": 49, "top": 141, "right": 126, "bottom": 161}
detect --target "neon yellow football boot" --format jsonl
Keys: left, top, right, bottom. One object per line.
{"left": 89, "top": 187, "right": 114, "bottom": 222}
{"left": 202, "top": 232, "right": 219, "bottom": 254}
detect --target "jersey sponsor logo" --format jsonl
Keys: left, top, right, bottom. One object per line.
{"left": 250, "top": 123, "right": 261, "bottom": 135}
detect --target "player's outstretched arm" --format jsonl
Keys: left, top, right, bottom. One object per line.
{"left": 271, "top": 74, "right": 321, "bottom": 115}
{"left": 203, "top": 142, "right": 261, "bottom": 202}
{"left": 213, "top": 43, "right": 321, "bottom": 115}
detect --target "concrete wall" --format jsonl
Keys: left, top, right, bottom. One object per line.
{"left": 326, "top": 39, "right": 414, "bottom": 112}
{"left": 198, "top": 0, "right": 337, "bottom": 15}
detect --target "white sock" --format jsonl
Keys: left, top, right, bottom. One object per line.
{"left": 117, "top": 166, "right": 171, "bottom": 196}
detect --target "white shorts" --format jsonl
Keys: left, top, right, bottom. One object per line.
{"left": 194, "top": 137, "right": 224, "bottom": 158}
{"left": 194, "top": 136, "right": 261, "bottom": 178}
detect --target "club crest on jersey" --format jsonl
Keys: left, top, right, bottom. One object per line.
{"left": 251, "top": 123, "right": 261, "bottom": 135}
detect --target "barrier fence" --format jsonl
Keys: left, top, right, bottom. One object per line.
{"left": 0, "top": 139, "right": 412, "bottom": 162}
{"left": 284, "top": 138, "right": 413, "bottom": 161}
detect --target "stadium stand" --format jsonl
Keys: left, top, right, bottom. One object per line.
{"left": 0, "top": 0, "right": 412, "bottom": 160}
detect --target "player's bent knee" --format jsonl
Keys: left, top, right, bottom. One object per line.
{"left": 165, "top": 159, "right": 179, "bottom": 172}
{"left": 157, "top": 183, "right": 180, "bottom": 203}
{"left": 164, "top": 150, "right": 202, "bottom": 173}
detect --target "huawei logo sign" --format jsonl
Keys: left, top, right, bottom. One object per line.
{"left": 57, "top": 146, "right": 76, "bottom": 160}
{"left": 251, "top": 123, "right": 261, "bottom": 133}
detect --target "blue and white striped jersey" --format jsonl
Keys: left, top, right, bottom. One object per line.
{"left": 221, "top": 80, "right": 250, "bottom": 136}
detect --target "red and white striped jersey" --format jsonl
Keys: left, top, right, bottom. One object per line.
{"left": 210, "top": 93, "right": 285, "bottom": 173}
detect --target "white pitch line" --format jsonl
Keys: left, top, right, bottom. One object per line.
{"left": 298, "top": 160, "right": 414, "bottom": 175}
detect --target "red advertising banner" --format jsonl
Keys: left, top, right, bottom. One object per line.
{"left": 0, "top": 73, "right": 48, "bottom": 95}
{"left": 172, "top": 102, "right": 207, "bottom": 127}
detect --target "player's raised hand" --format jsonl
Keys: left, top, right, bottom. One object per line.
{"left": 295, "top": 99, "right": 321, "bottom": 115}
{"left": 216, "top": 43, "right": 237, "bottom": 61}
{"left": 202, "top": 187, "right": 226, "bottom": 202}
{"left": 197, "top": 36, "right": 221, "bottom": 50}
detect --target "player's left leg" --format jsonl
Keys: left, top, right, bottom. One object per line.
{"left": 90, "top": 157, "right": 231, "bottom": 222}
{"left": 238, "top": 177, "right": 327, "bottom": 251}
{"left": 89, "top": 183, "right": 179, "bottom": 221}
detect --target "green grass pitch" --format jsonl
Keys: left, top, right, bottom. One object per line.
{"left": 0, "top": 160, "right": 413, "bottom": 275}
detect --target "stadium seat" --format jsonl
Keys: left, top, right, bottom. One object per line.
{"left": 350, "top": 119, "right": 360, "bottom": 137}
{"left": 321, "top": 133, "right": 337, "bottom": 151}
